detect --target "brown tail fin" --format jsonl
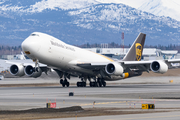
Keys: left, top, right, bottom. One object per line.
{"left": 122, "top": 33, "right": 146, "bottom": 61}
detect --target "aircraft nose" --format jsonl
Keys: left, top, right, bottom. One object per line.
{"left": 21, "top": 36, "right": 41, "bottom": 55}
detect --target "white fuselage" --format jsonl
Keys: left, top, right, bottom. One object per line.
{"left": 21, "top": 32, "right": 121, "bottom": 80}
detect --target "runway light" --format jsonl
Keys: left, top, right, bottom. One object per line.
{"left": 169, "top": 80, "right": 173, "bottom": 83}
{"left": 76, "top": 113, "right": 77, "bottom": 119}
{"left": 129, "top": 103, "right": 131, "bottom": 108}
{"left": 93, "top": 101, "right": 96, "bottom": 108}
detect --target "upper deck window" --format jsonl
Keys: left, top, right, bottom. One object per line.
{"left": 30, "top": 34, "right": 39, "bottom": 36}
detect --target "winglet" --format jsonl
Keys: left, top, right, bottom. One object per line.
{"left": 122, "top": 33, "right": 146, "bottom": 61}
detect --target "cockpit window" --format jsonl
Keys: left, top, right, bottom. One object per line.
{"left": 30, "top": 34, "right": 39, "bottom": 36}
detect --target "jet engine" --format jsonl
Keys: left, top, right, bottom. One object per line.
{"left": 9, "top": 64, "right": 25, "bottom": 76}
{"left": 24, "top": 65, "right": 42, "bottom": 78}
{"left": 150, "top": 61, "right": 168, "bottom": 74}
{"left": 105, "top": 62, "right": 123, "bottom": 75}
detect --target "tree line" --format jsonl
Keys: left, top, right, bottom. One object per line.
{"left": 0, "top": 45, "right": 22, "bottom": 56}
{"left": 0, "top": 43, "right": 180, "bottom": 56}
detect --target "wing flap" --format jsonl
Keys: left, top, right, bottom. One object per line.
{"left": 77, "top": 62, "right": 107, "bottom": 70}
{"left": 123, "top": 61, "right": 152, "bottom": 65}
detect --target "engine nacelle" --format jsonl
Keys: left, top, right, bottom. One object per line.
{"left": 24, "top": 65, "right": 42, "bottom": 78}
{"left": 105, "top": 62, "right": 123, "bottom": 75}
{"left": 9, "top": 64, "right": 25, "bottom": 76}
{"left": 150, "top": 61, "right": 168, "bottom": 74}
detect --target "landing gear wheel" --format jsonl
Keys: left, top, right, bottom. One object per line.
{"left": 90, "top": 82, "right": 98, "bottom": 87}
{"left": 90, "top": 82, "right": 93, "bottom": 87}
{"left": 90, "top": 82, "right": 92, "bottom": 87}
{"left": 102, "top": 82, "right": 106, "bottom": 87}
{"left": 77, "top": 82, "right": 81, "bottom": 87}
{"left": 60, "top": 78, "right": 70, "bottom": 87}
{"left": 66, "top": 82, "right": 70, "bottom": 87}
{"left": 83, "top": 82, "right": 86, "bottom": 87}
{"left": 98, "top": 82, "right": 102, "bottom": 87}
{"left": 97, "top": 78, "right": 102, "bottom": 87}
{"left": 62, "top": 83, "right": 65, "bottom": 87}
{"left": 60, "top": 79, "right": 63, "bottom": 84}
{"left": 64, "top": 79, "right": 69, "bottom": 87}
{"left": 95, "top": 82, "right": 98, "bottom": 87}
{"left": 77, "top": 82, "right": 86, "bottom": 87}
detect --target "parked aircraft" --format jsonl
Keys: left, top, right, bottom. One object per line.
{"left": 163, "top": 54, "right": 180, "bottom": 68}
{"left": 7, "top": 32, "right": 180, "bottom": 87}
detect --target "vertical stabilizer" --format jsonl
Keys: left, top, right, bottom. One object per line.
{"left": 122, "top": 33, "right": 146, "bottom": 61}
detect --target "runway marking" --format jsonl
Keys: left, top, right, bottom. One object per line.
{"left": 106, "top": 114, "right": 180, "bottom": 120}
{"left": 79, "top": 99, "right": 180, "bottom": 107}
{"left": 80, "top": 101, "right": 139, "bottom": 106}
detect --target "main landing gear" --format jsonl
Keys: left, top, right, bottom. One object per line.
{"left": 60, "top": 78, "right": 70, "bottom": 87}
{"left": 77, "top": 78, "right": 86, "bottom": 87}
{"left": 77, "top": 81, "right": 86, "bottom": 87}
{"left": 76, "top": 78, "right": 106, "bottom": 87}
{"left": 89, "top": 78, "right": 106, "bottom": 87}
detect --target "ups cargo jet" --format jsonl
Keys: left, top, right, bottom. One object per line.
{"left": 8, "top": 32, "right": 180, "bottom": 87}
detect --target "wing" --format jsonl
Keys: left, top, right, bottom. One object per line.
{"left": 76, "top": 59, "right": 180, "bottom": 76}
{"left": 5, "top": 59, "right": 47, "bottom": 67}
{"left": 123, "top": 59, "right": 180, "bottom": 69}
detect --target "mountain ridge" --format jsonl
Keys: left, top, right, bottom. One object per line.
{"left": 0, "top": 1, "right": 180, "bottom": 46}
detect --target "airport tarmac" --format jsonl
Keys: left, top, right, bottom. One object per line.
{"left": 43, "top": 111, "right": 180, "bottom": 120}
{"left": 0, "top": 76, "right": 180, "bottom": 119}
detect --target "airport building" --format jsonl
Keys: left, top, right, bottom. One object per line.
{"left": 0, "top": 54, "right": 26, "bottom": 60}
{"left": 0, "top": 55, "right": 15, "bottom": 60}
{"left": 84, "top": 48, "right": 179, "bottom": 60}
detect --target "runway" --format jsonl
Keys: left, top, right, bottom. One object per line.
{"left": 1, "top": 77, "right": 180, "bottom": 119}
{"left": 1, "top": 83, "right": 180, "bottom": 109}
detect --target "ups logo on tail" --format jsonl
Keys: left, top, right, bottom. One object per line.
{"left": 135, "top": 43, "right": 142, "bottom": 61}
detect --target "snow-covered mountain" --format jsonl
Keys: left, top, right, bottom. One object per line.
{"left": 96, "top": 0, "right": 180, "bottom": 22}
{"left": 138, "top": 0, "right": 180, "bottom": 21}
{"left": 1, "top": 0, "right": 180, "bottom": 21}
{"left": 0, "top": 0, "right": 180, "bottom": 46}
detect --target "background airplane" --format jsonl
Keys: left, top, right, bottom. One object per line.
{"left": 163, "top": 54, "right": 180, "bottom": 68}
{"left": 7, "top": 32, "right": 180, "bottom": 87}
